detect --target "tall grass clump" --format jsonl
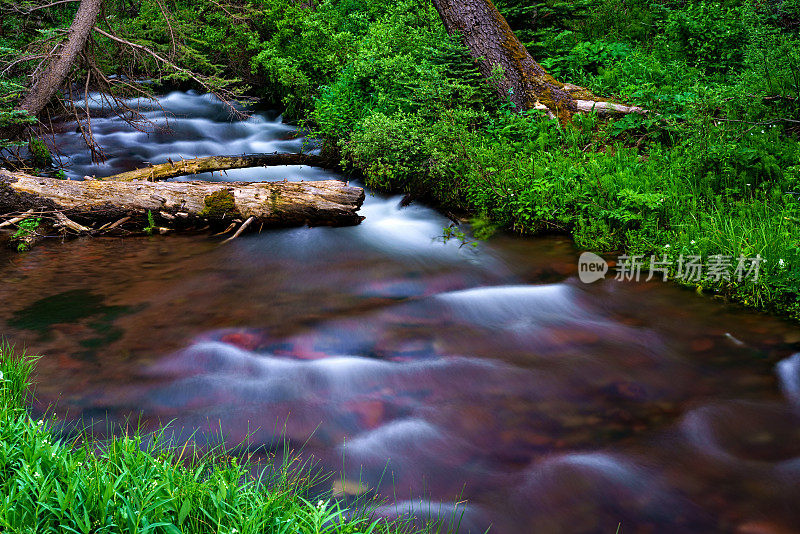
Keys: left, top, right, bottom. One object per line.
{"left": 0, "top": 344, "right": 418, "bottom": 534}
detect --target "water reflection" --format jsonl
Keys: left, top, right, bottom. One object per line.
{"left": 1, "top": 92, "right": 800, "bottom": 533}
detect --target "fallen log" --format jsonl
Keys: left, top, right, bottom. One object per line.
{"left": 0, "top": 170, "right": 365, "bottom": 239}
{"left": 103, "top": 153, "right": 336, "bottom": 182}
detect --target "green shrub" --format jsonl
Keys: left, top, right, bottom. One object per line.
{"left": 28, "top": 137, "right": 52, "bottom": 168}
{"left": 660, "top": 1, "right": 748, "bottom": 73}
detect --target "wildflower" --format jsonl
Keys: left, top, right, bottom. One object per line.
{"left": 779, "top": 259, "right": 786, "bottom": 268}
{"left": 690, "top": 240, "right": 696, "bottom": 244}
{"left": 317, "top": 500, "right": 326, "bottom": 509}
{"left": 664, "top": 244, "right": 671, "bottom": 249}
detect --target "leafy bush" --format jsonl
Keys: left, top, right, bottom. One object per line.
{"left": 540, "top": 38, "right": 632, "bottom": 78}
{"left": 659, "top": 1, "right": 748, "bottom": 73}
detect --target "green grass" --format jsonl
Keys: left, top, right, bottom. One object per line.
{"left": 0, "top": 343, "right": 423, "bottom": 534}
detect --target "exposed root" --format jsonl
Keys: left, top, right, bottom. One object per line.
{"left": 575, "top": 100, "right": 648, "bottom": 116}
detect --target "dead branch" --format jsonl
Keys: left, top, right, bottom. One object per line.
{"left": 102, "top": 153, "right": 338, "bottom": 182}
{"left": 222, "top": 216, "right": 255, "bottom": 243}
{"left": 92, "top": 26, "right": 246, "bottom": 119}
{"left": 0, "top": 209, "right": 36, "bottom": 228}
{"left": 54, "top": 211, "right": 90, "bottom": 232}
{"left": 4, "top": 0, "right": 81, "bottom": 14}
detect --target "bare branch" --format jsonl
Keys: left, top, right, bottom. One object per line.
{"left": 153, "top": 0, "right": 178, "bottom": 60}
{"left": 0, "top": 209, "right": 36, "bottom": 228}
{"left": 93, "top": 26, "right": 247, "bottom": 119}
{"left": 1, "top": 0, "right": 80, "bottom": 15}
{"left": 1, "top": 54, "right": 49, "bottom": 76}
{"left": 222, "top": 216, "right": 255, "bottom": 243}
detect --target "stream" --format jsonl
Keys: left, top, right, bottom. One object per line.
{"left": 2, "top": 91, "right": 800, "bottom": 533}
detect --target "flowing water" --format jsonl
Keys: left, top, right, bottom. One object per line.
{"left": 3, "top": 92, "right": 800, "bottom": 533}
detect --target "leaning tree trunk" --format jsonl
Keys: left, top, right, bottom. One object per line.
{"left": 431, "top": 0, "right": 644, "bottom": 119}
{"left": 19, "top": 0, "right": 104, "bottom": 117}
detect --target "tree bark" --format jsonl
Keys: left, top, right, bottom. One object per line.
{"left": 104, "top": 153, "right": 337, "bottom": 182}
{"left": 431, "top": 0, "right": 644, "bottom": 119}
{"left": 0, "top": 170, "right": 365, "bottom": 232}
{"left": 19, "top": 0, "right": 104, "bottom": 117}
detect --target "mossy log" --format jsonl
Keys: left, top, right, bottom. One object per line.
{"left": 104, "top": 153, "right": 336, "bottom": 182}
{"left": 0, "top": 170, "right": 365, "bottom": 236}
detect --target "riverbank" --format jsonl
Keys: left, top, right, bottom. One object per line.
{"left": 293, "top": 0, "right": 800, "bottom": 320}
{"left": 0, "top": 344, "right": 412, "bottom": 534}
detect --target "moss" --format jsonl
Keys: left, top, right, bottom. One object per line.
{"left": 28, "top": 137, "right": 52, "bottom": 168}
{"left": 199, "top": 189, "right": 239, "bottom": 218}
{"left": 269, "top": 188, "right": 283, "bottom": 212}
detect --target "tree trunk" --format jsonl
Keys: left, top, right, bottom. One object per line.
{"left": 19, "top": 0, "right": 104, "bottom": 117}
{"left": 104, "top": 153, "right": 336, "bottom": 182}
{"left": 0, "top": 170, "right": 365, "bottom": 232}
{"left": 431, "top": 0, "right": 644, "bottom": 119}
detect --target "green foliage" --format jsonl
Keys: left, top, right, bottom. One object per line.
{"left": 493, "top": 0, "right": 598, "bottom": 54}
{"left": 249, "top": 0, "right": 368, "bottom": 115}
{"left": 441, "top": 225, "right": 479, "bottom": 247}
{"left": 311, "top": 0, "right": 493, "bottom": 135}
{"left": 28, "top": 137, "right": 51, "bottom": 168}
{"left": 143, "top": 211, "right": 157, "bottom": 235}
{"left": 540, "top": 38, "right": 632, "bottom": 78}
{"left": 298, "top": 0, "right": 800, "bottom": 318}
{"left": 0, "top": 347, "right": 418, "bottom": 534}
{"left": 0, "top": 343, "right": 37, "bottom": 415}
{"left": 659, "top": 1, "right": 748, "bottom": 73}
{"left": 12, "top": 218, "right": 41, "bottom": 252}
{"left": 0, "top": 81, "right": 35, "bottom": 150}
